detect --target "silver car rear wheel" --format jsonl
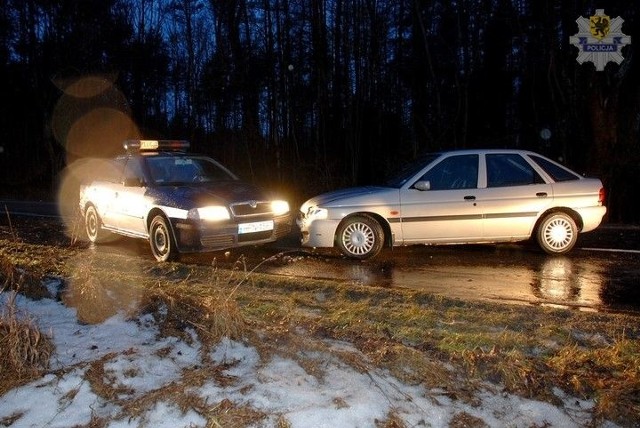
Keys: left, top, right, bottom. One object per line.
{"left": 536, "top": 212, "right": 577, "bottom": 254}
{"left": 336, "top": 215, "right": 384, "bottom": 259}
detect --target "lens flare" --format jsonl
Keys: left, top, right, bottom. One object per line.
{"left": 56, "top": 157, "right": 119, "bottom": 239}
{"left": 50, "top": 74, "right": 140, "bottom": 163}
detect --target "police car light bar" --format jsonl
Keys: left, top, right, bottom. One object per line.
{"left": 123, "top": 140, "right": 190, "bottom": 152}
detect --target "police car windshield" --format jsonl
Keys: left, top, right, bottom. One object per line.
{"left": 147, "top": 156, "right": 237, "bottom": 185}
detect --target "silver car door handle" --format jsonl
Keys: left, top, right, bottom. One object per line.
{"left": 536, "top": 192, "right": 548, "bottom": 197}
{"left": 464, "top": 195, "right": 476, "bottom": 201}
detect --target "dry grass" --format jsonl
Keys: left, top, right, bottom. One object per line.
{"left": 1, "top": 246, "right": 52, "bottom": 299}
{"left": 236, "top": 276, "right": 640, "bottom": 426}
{"left": 546, "top": 339, "right": 640, "bottom": 421}
{"left": 1, "top": 236, "right": 640, "bottom": 426}
{"left": 144, "top": 283, "right": 246, "bottom": 350}
{"left": 375, "top": 410, "right": 407, "bottom": 428}
{"left": 1, "top": 251, "right": 56, "bottom": 396}
{"left": 0, "top": 238, "right": 76, "bottom": 281}
{"left": 82, "top": 349, "right": 269, "bottom": 427}
{"left": 0, "top": 292, "right": 54, "bottom": 396}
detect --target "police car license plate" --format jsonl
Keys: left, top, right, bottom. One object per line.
{"left": 238, "top": 220, "right": 274, "bottom": 234}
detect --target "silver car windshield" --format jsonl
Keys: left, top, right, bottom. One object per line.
{"left": 146, "top": 156, "right": 238, "bottom": 185}
{"left": 386, "top": 154, "right": 441, "bottom": 188}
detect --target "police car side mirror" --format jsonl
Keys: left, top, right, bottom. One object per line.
{"left": 123, "top": 177, "right": 144, "bottom": 187}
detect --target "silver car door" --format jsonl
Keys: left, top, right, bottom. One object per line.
{"left": 399, "top": 154, "right": 483, "bottom": 243}
{"left": 479, "top": 153, "right": 553, "bottom": 239}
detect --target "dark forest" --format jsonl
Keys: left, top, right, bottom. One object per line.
{"left": 0, "top": 0, "right": 638, "bottom": 222}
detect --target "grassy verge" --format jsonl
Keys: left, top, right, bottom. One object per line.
{"left": 1, "top": 238, "right": 639, "bottom": 426}
{"left": 0, "top": 249, "right": 55, "bottom": 397}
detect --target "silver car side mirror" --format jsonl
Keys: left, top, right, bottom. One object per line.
{"left": 414, "top": 180, "right": 431, "bottom": 191}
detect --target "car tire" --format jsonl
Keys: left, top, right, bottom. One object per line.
{"left": 149, "top": 215, "right": 178, "bottom": 262}
{"left": 336, "top": 214, "right": 384, "bottom": 259}
{"left": 536, "top": 212, "right": 578, "bottom": 254}
{"left": 84, "top": 205, "right": 112, "bottom": 243}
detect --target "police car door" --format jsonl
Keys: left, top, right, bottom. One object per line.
{"left": 109, "top": 157, "right": 148, "bottom": 236}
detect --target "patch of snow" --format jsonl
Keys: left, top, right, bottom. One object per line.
{"left": 0, "top": 290, "right": 619, "bottom": 428}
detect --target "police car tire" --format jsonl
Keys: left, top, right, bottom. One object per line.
{"left": 84, "top": 205, "right": 112, "bottom": 243}
{"left": 149, "top": 215, "right": 178, "bottom": 262}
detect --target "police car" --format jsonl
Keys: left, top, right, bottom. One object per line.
{"left": 79, "top": 140, "right": 291, "bottom": 261}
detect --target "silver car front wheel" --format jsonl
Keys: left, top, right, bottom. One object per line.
{"left": 536, "top": 212, "right": 578, "bottom": 254}
{"left": 336, "top": 215, "right": 384, "bottom": 259}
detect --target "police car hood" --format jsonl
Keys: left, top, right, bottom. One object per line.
{"left": 157, "top": 181, "right": 266, "bottom": 206}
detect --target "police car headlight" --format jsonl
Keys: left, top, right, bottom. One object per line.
{"left": 271, "top": 200, "right": 290, "bottom": 216}
{"left": 188, "top": 206, "right": 230, "bottom": 221}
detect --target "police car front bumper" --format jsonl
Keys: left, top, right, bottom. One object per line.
{"left": 171, "top": 215, "right": 292, "bottom": 253}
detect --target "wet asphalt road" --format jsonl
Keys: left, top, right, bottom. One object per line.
{"left": 2, "top": 199, "right": 639, "bottom": 315}
{"left": 95, "top": 224, "right": 640, "bottom": 315}
{"left": 226, "top": 227, "right": 640, "bottom": 315}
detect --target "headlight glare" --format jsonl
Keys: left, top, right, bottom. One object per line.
{"left": 188, "top": 206, "right": 230, "bottom": 221}
{"left": 271, "top": 200, "right": 290, "bottom": 216}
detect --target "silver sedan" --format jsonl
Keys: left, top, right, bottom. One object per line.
{"left": 297, "top": 149, "right": 607, "bottom": 259}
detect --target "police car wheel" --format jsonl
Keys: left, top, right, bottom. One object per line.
{"left": 149, "top": 215, "right": 177, "bottom": 262}
{"left": 84, "top": 205, "right": 112, "bottom": 243}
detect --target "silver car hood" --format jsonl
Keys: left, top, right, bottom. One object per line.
{"left": 303, "top": 186, "right": 396, "bottom": 208}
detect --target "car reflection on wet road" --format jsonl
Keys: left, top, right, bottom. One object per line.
{"left": 252, "top": 244, "right": 639, "bottom": 314}
{"left": 81, "top": 229, "right": 640, "bottom": 315}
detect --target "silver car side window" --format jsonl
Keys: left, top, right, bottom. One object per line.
{"left": 486, "top": 154, "right": 544, "bottom": 187}
{"left": 419, "top": 154, "right": 478, "bottom": 190}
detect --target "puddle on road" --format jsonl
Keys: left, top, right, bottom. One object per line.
{"left": 265, "top": 247, "right": 640, "bottom": 315}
